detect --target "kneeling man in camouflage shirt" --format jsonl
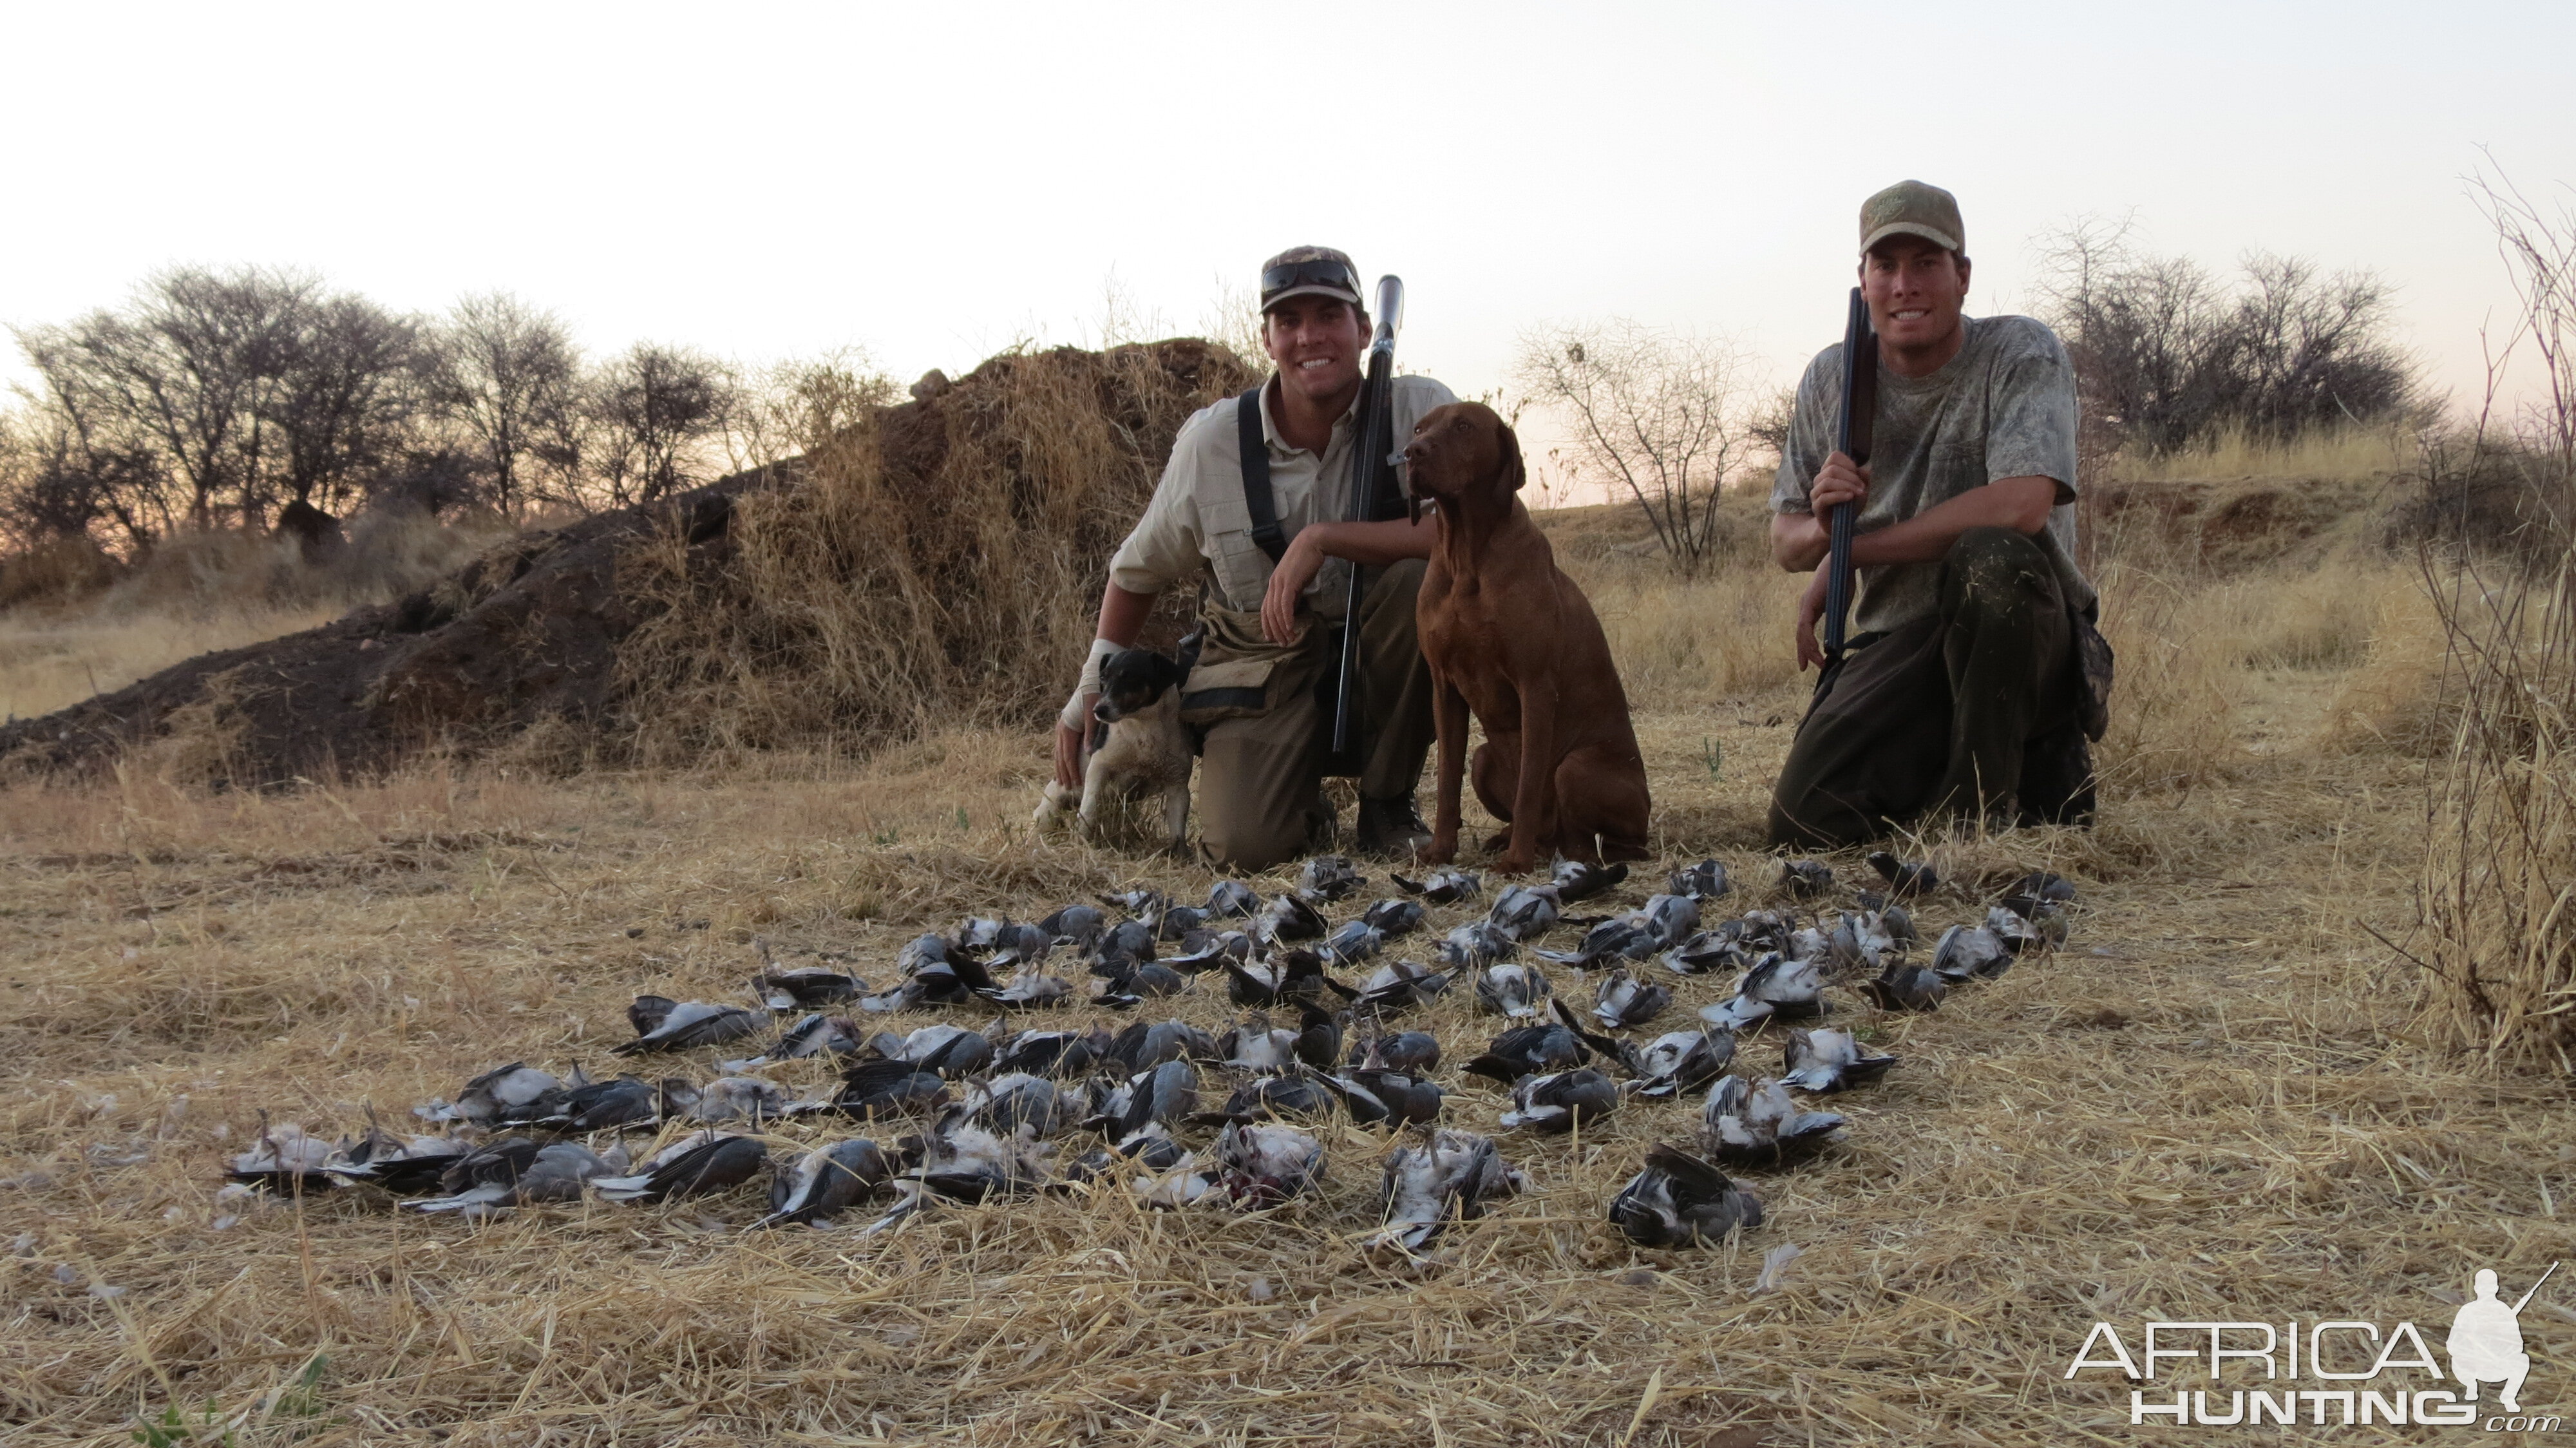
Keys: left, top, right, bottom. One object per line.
{"left": 1768, "top": 181, "right": 2108, "bottom": 848}
{"left": 1054, "top": 247, "right": 1453, "bottom": 870}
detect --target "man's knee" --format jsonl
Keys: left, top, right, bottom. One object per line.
{"left": 1943, "top": 526, "right": 2051, "bottom": 622}
{"left": 1200, "top": 810, "right": 1310, "bottom": 872}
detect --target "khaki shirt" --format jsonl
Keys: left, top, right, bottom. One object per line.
{"left": 1108, "top": 374, "right": 1457, "bottom": 618}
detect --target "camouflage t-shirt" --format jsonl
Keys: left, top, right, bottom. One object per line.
{"left": 1770, "top": 313, "right": 2091, "bottom": 636}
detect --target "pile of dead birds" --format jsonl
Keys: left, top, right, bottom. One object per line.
{"left": 223, "top": 850, "right": 2076, "bottom": 1257}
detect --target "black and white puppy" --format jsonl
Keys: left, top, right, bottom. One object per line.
{"left": 1035, "top": 647, "right": 1193, "bottom": 849}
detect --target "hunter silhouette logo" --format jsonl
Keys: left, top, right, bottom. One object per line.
{"left": 2065, "top": 1261, "right": 2561, "bottom": 1429}
{"left": 2450, "top": 1263, "right": 2555, "bottom": 1413}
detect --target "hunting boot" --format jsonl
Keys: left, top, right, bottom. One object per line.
{"left": 1354, "top": 797, "right": 1434, "bottom": 861}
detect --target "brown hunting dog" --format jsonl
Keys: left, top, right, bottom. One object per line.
{"left": 1405, "top": 401, "right": 1651, "bottom": 870}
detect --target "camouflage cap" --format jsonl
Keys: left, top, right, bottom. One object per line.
{"left": 1259, "top": 246, "right": 1364, "bottom": 312}
{"left": 1859, "top": 180, "right": 1965, "bottom": 256}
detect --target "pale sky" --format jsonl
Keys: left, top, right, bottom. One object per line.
{"left": 5, "top": 1, "right": 2571, "bottom": 466}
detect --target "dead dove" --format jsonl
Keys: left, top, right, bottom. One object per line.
{"left": 749, "top": 958, "right": 866, "bottom": 1011}
{"left": 1086, "top": 1059, "right": 1200, "bottom": 1145}
{"left": 1435, "top": 921, "right": 1519, "bottom": 971}
{"left": 964, "top": 1072, "right": 1086, "bottom": 1138}
{"left": 1322, "top": 919, "right": 1385, "bottom": 966}
{"left": 1858, "top": 959, "right": 1946, "bottom": 1013}
{"left": 1660, "top": 929, "right": 1751, "bottom": 977}
{"left": 754, "top": 1138, "right": 898, "bottom": 1228}
{"left": 989, "top": 1027, "right": 1106, "bottom": 1078}
{"left": 1224, "top": 949, "right": 1349, "bottom": 1008}
{"left": 1293, "top": 1004, "right": 1344, "bottom": 1071}
{"left": 617, "top": 996, "right": 768, "bottom": 1056}
{"left": 1865, "top": 851, "right": 1938, "bottom": 899}
{"left": 861, "top": 1115, "right": 1053, "bottom": 1234}
{"left": 683, "top": 1076, "right": 792, "bottom": 1125}
{"left": 1104, "top": 1019, "right": 1218, "bottom": 1071}
{"left": 1349, "top": 1029, "right": 1442, "bottom": 1074}
{"left": 1298, "top": 855, "right": 1365, "bottom": 904}
{"left": 1668, "top": 859, "right": 1732, "bottom": 902}
{"left": 1462, "top": 1019, "right": 1593, "bottom": 1085}
{"left": 1987, "top": 902, "right": 2067, "bottom": 954}
{"left": 1699, "top": 953, "right": 1826, "bottom": 1031}
{"left": 418, "top": 1062, "right": 560, "bottom": 1125}
{"left": 821, "top": 1060, "right": 951, "bottom": 1119}
{"left": 1702, "top": 1075, "right": 1846, "bottom": 1167}
{"left": 1534, "top": 913, "right": 1654, "bottom": 967}
{"left": 1038, "top": 903, "right": 1107, "bottom": 949}
{"left": 1609, "top": 1144, "right": 1765, "bottom": 1246}
{"left": 1153, "top": 906, "right": 1211, "bottom": 942}
{"left": 1218, "top": 1011, "right": 1301, "bottom": 1071}
{"left": 1999, "top": 870, "right": 2078, "bottom": 919}
{"left": 414, "top": 1140, "right": 620, "bottom": 1214}
{"left": 1779, "top": 1027, "right": 1897, "bottom": 1093}
{"left": 1358, "top": 898, "right": 1426, "bottom": 937}
{"left": 1776, "top": 859, "right": 1835, "bottom": 901}
{"left": 727, "top": 1011, "right": 866, "bottom": 1069}
{"left": 1497, "top": 1069, "right": 1619, "bottom": 1133}
{"left": 1204, "top": 880, "right": 1260, "bottom": 919}
{"left": 1088, "top": 958, "right": 1188, "bottom": 1007}
{"left": 1930, "top": 923, "right": 2013, "bottom": 981}
{"left": 1327, "top": 1069, "right": 1445, "bottom": 1128}
{"left": 225, "top": 1121, "right": 337, "bottom": 1194}
{"left": 1256, "top": 892, "right": 1329, "bottom": 944}
{"left": 1626, "top": 1029, "right": 1736, "bottom": 1099}
{"left": 867, "top": 1024, "right": 994, "bottom": 1078}
{"left": 1365, "top": 1129, "right": 1526, "bottom": 1255}
{"left": 1192, "top": 1073, "right": 1338, "bottom": 1127}
{"left": 1090, "top": 918, "right": 1159, "bottom": 965}
{"left": 1099, "top": 888, "right": 1171, "bottom": 924}
{"left": 1474, "top": 960, "right": 1554, "bottom": 1019}
{"left": 1217, "top": 1121, "right": 1324, "bottom": 1207}
{"left": 524, "top": 1073, "right": 685, "bottom": 1132}
{"left": 1487, "top": 884, "right": 1563, "bottom": 941}
{"left": 321, "top": 1130, "right": 466, "bottom": 1196}
{"left": 980, "top": 959, "right": 1075, "bottom": 1008}
{"left": 592, "top": 1131, "right": 766, "bottom": 1204}
{"left": 1592, "top": 968, "right": 1672, "bottom": 1029}
{"left": 1390, "top": 868, "right": 1482, "bottom": 904}
{"left": 1549, "top": 857, "right": 1629, "bottom": 904}
{"left": 1350, "top": 958, "right": 1451, "bottom": 1013}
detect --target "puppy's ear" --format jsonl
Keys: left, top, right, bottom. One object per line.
{"left": 1153, "top": 651, "right": 1187, "bottom": 694}
{"left": 1496, "top": 417, "right": 1528, "bottom": 493}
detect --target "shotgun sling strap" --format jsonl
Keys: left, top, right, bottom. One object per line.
{"left": 1237, "top": 385, "right": 1288, "bottom": 564}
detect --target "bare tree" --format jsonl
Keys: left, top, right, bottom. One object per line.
{"left": 422, "top": 292, "right": 583, "bottom": 517}
{"left": 1513, "top": 320, "right": 1759, "bottom": 571}
{"left": 723, "top": 348, "right": 897, "bottom": 475}
{"left": 261, "top": 292, "right": 423, "bottom": 518}
{"left": 2034, "top": 222, "right": 2421, "bottom": 455}
{"left": 15, "top": 267, "right": 316, "bottom": 529}
{"left": 585, "top": 343, "right": 732, "bottom": 506}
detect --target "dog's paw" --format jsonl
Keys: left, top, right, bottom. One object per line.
{"left": 1032, "top": 783, "right": 1081, "bottom": 831}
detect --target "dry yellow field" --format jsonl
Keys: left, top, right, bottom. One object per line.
{"left": 2, "top": 482, "right": 2568, "bottom": 1445}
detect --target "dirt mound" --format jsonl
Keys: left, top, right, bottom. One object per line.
{"left": 2086, "top": 473, "right": 2395, "bottom": 571}
{"left": 0, "top": 338, "right": 1252, "bottom": 785}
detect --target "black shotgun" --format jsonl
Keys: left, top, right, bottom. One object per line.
{"left": 1823, "top": 285, "right": 1877, "bottom": 667}
{"left": 1331, "top": 274, "right": 1406, "bottom": 757}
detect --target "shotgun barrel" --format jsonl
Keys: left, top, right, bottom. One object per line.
{"left": 1331, "top": 274, "right": 1406, "bottom": 757}
{"left": 1823, "top": 285, "right": 1877, "bottom": 666}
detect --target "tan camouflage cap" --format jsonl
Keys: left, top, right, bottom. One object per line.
{"left": 1859, "top": 180, "right": 1965, "bottom": 256}
{"left": 1259, "top": 246, "right": 1364, "bottom": 312}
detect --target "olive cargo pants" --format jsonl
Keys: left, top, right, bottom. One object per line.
{"left": 1768, "top": 528, "right": 2096, "bottom": 849}
{"left": 1199, "top": 558, "right": 1437, "bottom": 872}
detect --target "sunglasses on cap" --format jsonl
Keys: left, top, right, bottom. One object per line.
{"left": 1260, "top": 260, "right": 1362, "bottom": 307}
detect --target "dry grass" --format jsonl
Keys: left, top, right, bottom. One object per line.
{"left": 0, "top": 513, "right": 513, "bottom": 723}
{"left": 6, "top": 472, "right": 2571, "bottom": 1443}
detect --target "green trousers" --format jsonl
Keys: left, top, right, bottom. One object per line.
{"left": 1768, "top": 527, "right": 2095, "bottom": 850}
{"left": 1198, "top": 558, "right": 1437, "bottom": 871}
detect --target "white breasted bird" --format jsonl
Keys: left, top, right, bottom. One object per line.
{"left": 1390, "top": 868, "right": 1482, "bottom": 905}
{"left": 592, "top": 1130, "right": 767, "bottom": 1204}
{"left": 1497, "top": 1069, "right": 1619, "bottom": 1134}
{"left": 1217, "top": 1121, "right": 1323, "bottom": 1207}
{"left": 616, "top": 996, "right": 769, "bottom": 1056}
{"left": 1626, "top": 1029, "right": 1736, "bottom": 1099}
{"left": 755, "top": 1138, "right": 898, "bottom": 1228}
{"left": 1609, "top": 1143, "right": 1765, "bottom": 1246}
{"left": 1474, "top": 960, "right": 1553, "bottom": 1020}
{"left": 1703, "top": 1074, "right": 1846, "bottom": 1167}
{"left": 1366, "top": 1129, "right": 1528, "bottom": 1255}
{"left": 1779, "top": 1027, "right": 1897, "bottom": 1093}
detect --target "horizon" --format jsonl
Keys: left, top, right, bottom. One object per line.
{"left": 4, "top": 2, "right": 2572, "bottom": 504}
